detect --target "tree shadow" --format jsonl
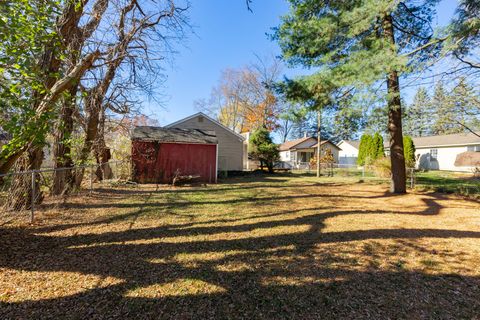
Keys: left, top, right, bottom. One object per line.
{"left": 1, "top": 203, "right": 480, "bottom": 318}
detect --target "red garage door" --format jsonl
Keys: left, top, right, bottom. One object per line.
{"left": 132, "top": 141, "right": 217, "bottom": 184}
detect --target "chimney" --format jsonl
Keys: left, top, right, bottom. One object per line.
{"left": 304, "top": 132, "right": 307, "bottom": 138}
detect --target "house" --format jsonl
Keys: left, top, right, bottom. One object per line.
{"left": 404, "top": 132, "right": 480, "bottom": 172}
{"left": 165, "top": 112, "right": 245, "bottom": 172}
{"left": 131, "top": 126, "right": 218, "bottom": 184}
{"left": 279, "top": 136, "right": 340, "bottom": 168}
{"left": 337, "top": 132, "right": 480, "bottom": 172}
{"left": 337, "top": 140, "right": 361, "bottom": 165}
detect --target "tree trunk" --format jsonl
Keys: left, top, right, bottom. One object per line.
{"left": 383, "top": 14, "right": 406, "bottom": 193}
{"left": 4, "top": 147, "right": 44, "bottom": 211}
{"left": 52, "top": 89, "right": 76, "bottom": 195}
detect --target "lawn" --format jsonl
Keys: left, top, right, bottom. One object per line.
{"left": 1, "top": 174, "right": 480, "bottom": 319}
{"left": 415, "top": 170, "right": 480, "bottom": 198}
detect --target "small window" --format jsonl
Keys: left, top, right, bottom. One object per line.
{"left": 467, "top": 145, "right": 480, "bottom": 152}
{"left": 198, "top": 116, "right": 204, "bottom": 123}
{"left": 430, "top": 149, "right": 438, "bottom": 159}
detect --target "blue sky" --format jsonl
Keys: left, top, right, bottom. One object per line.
{"left": 147, "top": 0, "right": 459, "bottom": 126}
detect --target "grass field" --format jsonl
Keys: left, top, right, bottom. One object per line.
{"left": 1, "top": 173, "right": 480, "bottom": 319}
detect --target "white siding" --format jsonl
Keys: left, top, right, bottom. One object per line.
{"left": 168, "top": 115, "right": 244, "bottom": 171}
{"left": 416, "top": 145, "right": 476, "bottom": 172}
{"left": 338, "top": 141, "right": 359, "bottom": 165}
{"left": 280, "top": 151, "right": 290, "bottom": 162}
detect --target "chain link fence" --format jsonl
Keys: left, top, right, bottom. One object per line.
{"left": 286, "top": 163, "right": 416, "bottom": 187}
{"left": 0, "top": 161, "right": 130, "bottom": 224}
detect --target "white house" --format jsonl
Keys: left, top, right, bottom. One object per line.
{"left": 165, "top": 112, "right": 245, "bottom": 171}
{"left": 337, "top": 140, "right": 360, "bottom": 165}
{"left": 337, "top": 132, "right": 480, "bottom": 172}
{"left": 407, "top": 132, "right": 480, "bottom": 172}
{"left": 279, "top": 136, "right": 340, "bottom": 168}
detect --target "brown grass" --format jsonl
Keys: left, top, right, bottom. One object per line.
{"left": 1, "top": 174, "right": 480, "bottom": 319}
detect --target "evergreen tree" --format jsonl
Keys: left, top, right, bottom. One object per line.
{"left": 357, "top": 134, "right": 373, "bottom": 166}
{"left": 249, "top": 127, "right": 280, "bottom": 173}
{"left": 403, "top": 136, "right": 416, "bottom": 168}
{"left": 404, "top": 87, "right": 432, "bottom": 137}
{"left": 431, "top": 82, "right": 457, "bottom": 135}
{"left": 450, "top": 78, "right": 480, "bottom": 132}
{"left": 372, "top": 133, "right": 385, "bottom": 159}
{"left": 275, "top": 0, "right": 442, "bottom": 193}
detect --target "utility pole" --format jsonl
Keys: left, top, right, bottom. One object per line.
{"left": 316, "top": 107, "right": 322, "bottom": 178}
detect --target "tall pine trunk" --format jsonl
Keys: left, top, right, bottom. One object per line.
{"left": 383, "top": 14, "right": 406, "bottom": 194}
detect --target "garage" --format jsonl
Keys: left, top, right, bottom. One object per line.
{"left": 131, "top": 126, "right": 218, "bottom": 184}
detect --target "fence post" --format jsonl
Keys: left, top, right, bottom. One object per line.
{"left": 30, "top": 171, "right": 35, "bottom": 223}
{"left": 410, "top": 168, "right": 414, "bottom": 189}
{"left": 362, "top": 166, "right": 365, "bottom": 178}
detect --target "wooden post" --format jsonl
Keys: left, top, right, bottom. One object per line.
{"left": 316, "top": 107, "right": 322, "bottom": 178}
{"left": 30, "top": 171, "right": 35, "bottom": 223}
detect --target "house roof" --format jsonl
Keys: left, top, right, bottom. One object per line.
{"left": 165, "top": 112, "right": 245, "bottom": 141}
{"left": 383, "top": 131, "right": 480, "bottom": 149}
{"left": 338, "top": 140, "right": 360, "bottom": 150}
{"left": 454, "top": 151, "right": 480, "bottom": 167}
{"left": 279, "top": 137, "right": 316, "bottom": 151}
{"left": 132, "top": 126, "right": 218, "bottom": 144}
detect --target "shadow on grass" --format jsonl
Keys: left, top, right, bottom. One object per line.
{"left": 1, "top": 195, "right": 480, "bottom": 318}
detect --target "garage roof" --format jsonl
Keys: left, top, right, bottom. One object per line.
{"left": 132, "top": 126, "right": 218, "bottom": 144}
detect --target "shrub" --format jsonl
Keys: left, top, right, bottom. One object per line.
{"left": 372, "top": 157, "right": 391, "bottom": 178}
{"left": 403, "top": 135, "right": 416, "bottom": 168}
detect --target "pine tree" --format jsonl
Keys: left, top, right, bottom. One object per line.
{"left": 450, "top": 78, "right": 480, "bottom": 132}
{"left": 404, "top": 87, "right": 432, "bottom": 137}
{"left": 275, "top": 0, "right": 441, "bottom": 193}
{"left": 432, "top": 81, "right": 461, "bottom": 135}
{"left": 249, "top": 127, "right": 280, "bottom": 173}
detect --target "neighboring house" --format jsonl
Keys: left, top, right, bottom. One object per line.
{"left": 337, "top": 140, "right": 360, "bottom": 165}
{"left": 165, "top": 112, "right": 245, "bottom": 171}
{"left": 404, "top": 132, "right": 480, "bottom": 172}
{"left": 279, "top": 136, "right": 340, "bottom": 168}
{"left": 131, "top": 126, "right": 218, "bottom": 183}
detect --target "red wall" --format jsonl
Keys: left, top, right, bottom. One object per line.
{"left": 132, "top": 141, "right": 217, "bottom": 184}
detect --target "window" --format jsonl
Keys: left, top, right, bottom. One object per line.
{"left": 467, "top": 145, "right": 480, "bottom": 152}
{"left": 430, "top": 149, "right": 438, "bottom": 160}
{"left": 198, "top": 116, "right": 204, "bottom": 123}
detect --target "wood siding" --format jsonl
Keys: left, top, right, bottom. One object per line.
{"left": 168, "top": 115, "right": 244, "bottom": 171}
{"left": 132, "top": 141, "right": 217, "bottom": 184}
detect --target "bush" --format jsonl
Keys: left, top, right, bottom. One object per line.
{"left": 372, "top": 157, "right": 391, "bottom": 178}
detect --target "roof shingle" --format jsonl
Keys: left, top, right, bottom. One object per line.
{"left": 132, "top": 126, "right": 218, "bottom": 144}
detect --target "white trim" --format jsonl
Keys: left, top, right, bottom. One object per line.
{"left": 337, "top": 140, "right": 359, "bottom": 151}
{"left": 165, "top": 112, "right": 245, "bottom": 142}
{"left": 215, "top": 144, "right": 218, "bottom": 183}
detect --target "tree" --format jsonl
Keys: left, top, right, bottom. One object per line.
{"left": 432, "top": 81, "right": 457, "bottom": 135}
{"left": 404, "top": 87, "right": 433, "bottom": 137}
{"left": 248, "top": 127, "right": 279, "bottom": 173}
{"left": 357, "top": 134, "right": 373, "bottom": 166}
{"left": 275, "top": 0, "right": 442, "bottom": 193}
{"left": 448, "top": 0, "right": 480, "bottom": 69}
{"left": 403, "top": 135, "right": 416, "bottom": 168}
{"left": 196, "top": 57, "right": 283, "bottom": 134}
{"left": 372, "top": 133, "right": 385, "bottom": 160}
